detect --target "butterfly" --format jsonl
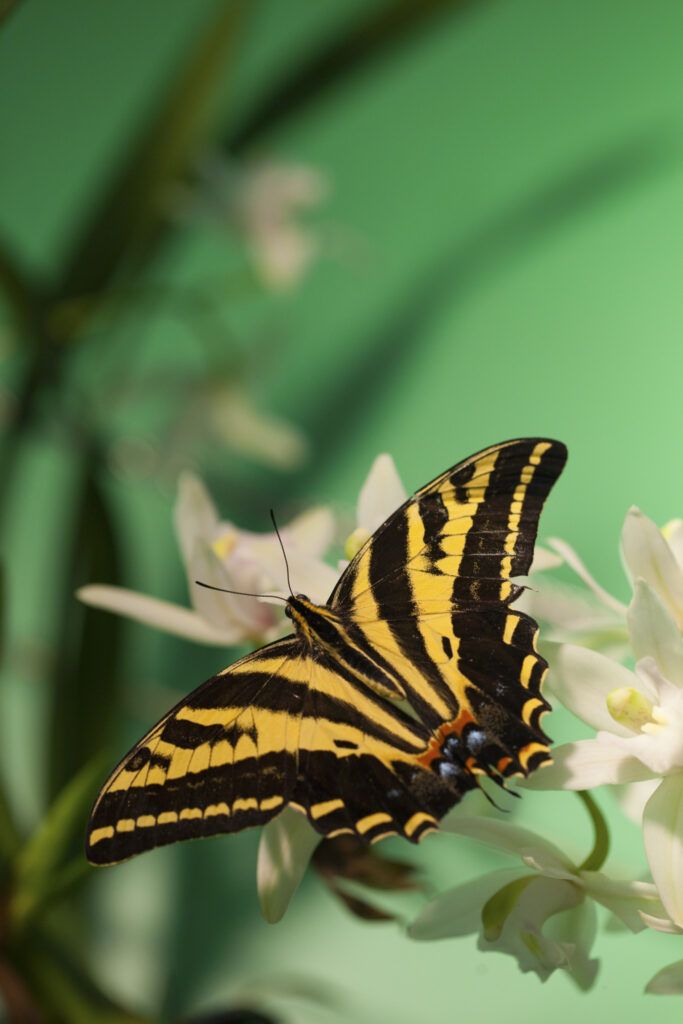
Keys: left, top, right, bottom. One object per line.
{"left": 87, "top": 438, "right": 567, "bottom": 864}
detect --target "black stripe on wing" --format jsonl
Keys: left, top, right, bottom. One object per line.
{"left": 450, "top": 439, "right": 567, "bottom": 604}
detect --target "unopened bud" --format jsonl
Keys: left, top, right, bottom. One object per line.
{"left": 345, "top": 527, "right": 371, "bottom": 561}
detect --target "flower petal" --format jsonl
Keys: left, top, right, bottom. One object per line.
{"left": 257, "top": 809, "right": 321, "bottom": 924}
{"left": 543, "top": 896, "right": 599, "bottom": 991}
{"left": 408, "top": 868, "right": 531, "bottom": 940}
{"left": 528, "top": 545, "right": 563, "bottom": 573}
{"left": 628, "top": 579, "right": 683, "bottom": 686}
{"left": 189, "top": 538, "right": 275, "bottom": 635}
{"left": 646, "top": 959, "right": 683, "bottom": 995}
{"left": 245, "top": 534, "right": 339, "bottom": 605}
{"left": 663, "top": 519, "right": 683, "bottom": 570}
{"left": 357, "top": 454, "right": 407, "bottom": 535}
{"left": 643, "top": 775, "right": 683, "bottom": 928}
{"left": 441, "top": 816, "right": 572, "bottom": 873}
{"left": 521, "top": 581, "right": 628, "bottom": 658}
{"left": 521, "top": 740, "right": 656, "bottom": 790}
{"left": 616, "top": 778, "right": 661, "bottom": 824}
{"left": 580, "top": 872, "right": 665, "bottom": 932}
{"left": 481, "top": 876, "right": 590, "bottom": 984}
{"left": 547, "top": 538, "right": 627, "bottom": 616}
{"left": 621, "top": 507, "right": 683, "bottom": 630}
{"left": 76, "top": 585, "right": 242, "bottom": 646}
{"left": 284, "top": 506, "right": 335, "bottom": 558}
{"left": 546, "top": 643, "right": 638, "bottom": 736}
{"left": 639, "top": 912, "right": 683, "bottom": 935}
{"left": 174, "top": 471, "right": 220, "bottom": 568}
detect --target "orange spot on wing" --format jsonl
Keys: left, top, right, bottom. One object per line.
{"left": 417, "top": 710, "right": 474, "bottom": 769}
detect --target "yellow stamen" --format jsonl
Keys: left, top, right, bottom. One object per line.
{"left": 606, "top": 687, "right": 654, "bottom": 732}
{"left": 642, "top": 705, "right": 669, "bottom": 734}
{"left": 212, "top": 531, "right": 238, "bottom": 560}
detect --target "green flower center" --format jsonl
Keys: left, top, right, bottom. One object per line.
{"left": 606, "top": 686, "right": 666, "bottom": 733}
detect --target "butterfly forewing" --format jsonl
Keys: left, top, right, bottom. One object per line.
{"left": 331, "top": 438, "right": 567, "bottom": 780}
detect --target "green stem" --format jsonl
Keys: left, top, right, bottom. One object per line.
{"left": 576, "top": 791, "right": 610, "bottom": 873}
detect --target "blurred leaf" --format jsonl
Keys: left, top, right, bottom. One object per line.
{"left": 0, "top": 780, "right": 21, "bottom": 872}
{"left": 0, "top": 564, "right": 23, "bottom": 872}
{"left": 0, "top": 236, "right": 43, "bottom": 340}
{"left": 0, "top": 957, "right": 44, "bottom": 1024}
{"left": 47, "top": 459, "right": 122, "bottom": 798}
{"left": 182, "top": 1011, "right": 278, "bottom": 1024}
{"left": 229, "top": 0, "right": 471, "bottom": 153}
{"left": 11, "top": 927, "right": 150, "bottom": 1024}
{"left": 10, "top": 758, "right": 103, "bottom": 930}
{"left": 56, "top": 1, "right": 247, "bottom": 312}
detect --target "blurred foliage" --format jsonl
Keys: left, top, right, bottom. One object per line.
{"left": 1, "top": 0, "right": 683, "bottom": 1021}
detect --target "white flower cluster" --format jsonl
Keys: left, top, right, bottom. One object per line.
{"left": 79, "top": 465, "right": 683, "bottom": 996}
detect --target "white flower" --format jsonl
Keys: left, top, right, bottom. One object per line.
{"left": 234, "top": 159, "right": 328, "bottom": 292}
{"left": 525, "top": 575, "right": 683, "bottom": 926}
{"left": 78, "top": 471, "right": 337, "bottom": 647}
{"left": 167, "top": 154, "right": 329, "bottom": 292}
{"left": 521, "top": 537, "right": 628, "bottom": 657}
{"left": 408, "top": 817, "right": 663, "bottom": 988}
{"left": 527, "top": 507, "right": 683, "bottom": 659}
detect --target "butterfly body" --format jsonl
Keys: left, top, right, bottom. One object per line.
{"left": 285, "top": 594, "right": 406, "bottom": 700}
{"left": 87, "top": 438, "right": 567, "bottom": 865}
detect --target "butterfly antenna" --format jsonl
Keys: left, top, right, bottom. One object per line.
{"left": 270, "top": 509, "right": 294, "bottom": 597}
{"left": 473, "top": 771, "right": 518, "bottom": 812}
{"left": 194, "top": 581, "right": 287, "bottom": 602}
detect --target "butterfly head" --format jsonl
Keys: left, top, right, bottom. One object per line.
{"left": 285, "top": 594, "right": 343, "bottom": 650}
{"left": 284, "top": 594, "right": 309, "bottom": 619}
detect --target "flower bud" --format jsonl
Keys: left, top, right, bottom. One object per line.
{"left": 345, "top": 527, "right": 371, "bottom": 561}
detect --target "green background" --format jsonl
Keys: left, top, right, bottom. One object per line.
{"left": 2, "top": 0, "right": 683, "bottom": 1020}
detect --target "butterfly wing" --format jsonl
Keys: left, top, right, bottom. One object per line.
{"left": 330, "top": 438, "right": 567, "bottom": 785}
{"left": 87, "top": 635, "right": 459, "bottom": 865}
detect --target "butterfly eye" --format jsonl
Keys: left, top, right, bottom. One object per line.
{"left": 284, "top": 606, "right": 292, "bottom": 619}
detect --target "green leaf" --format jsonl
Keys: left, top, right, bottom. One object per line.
{"left": 11, "top": 927, "right": 150, "bottom": 1024}
{"left": 0, "top": 564, "right": 23, "bottom": 870}
{"left": 229, "top": 0, "right": 471, "bottom": 153}
{"left": 10, "top": 758, "right": 103, "bottom": 930}
{"left": 56, "top": 1, "right": 247, "bottom": 311}
{"left": 47, "top": 461, "right": 123, "bottom": 799}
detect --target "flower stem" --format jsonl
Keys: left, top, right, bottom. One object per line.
{"left": 576, "top": 791, "right": 609, "bottom": 872}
